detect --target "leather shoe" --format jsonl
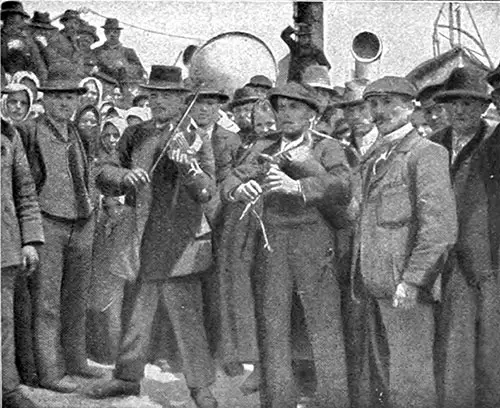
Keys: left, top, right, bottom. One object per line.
{"left": 40, "top": 376, "right": 78, "bottom": 393}
{"left": 68, "top": 364, "right": 107, "bottom": 378}
{"left": 190, "top": 387, "right": 218, "bottom": 408}
{"left": 87, "top": 379, "right": 140, "bottom": 399}
{"left": 2, "top": 389, "right": 37, "bottom": 408}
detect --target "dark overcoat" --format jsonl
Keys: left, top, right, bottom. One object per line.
{"left": 93, "top": 41, "right": 146, "bottom": 84}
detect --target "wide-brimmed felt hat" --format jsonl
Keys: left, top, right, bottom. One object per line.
{"left": 188, "top": 85, "right": 229, "bottom": 103}
{"left": 60, "top": 9, "right": 80, "bottom": 23}
{"left": 268, "top": 81, "right": 321, "bottom": 113}
{"left": 434, "top": 67, "right": 491, "bottom": 103}
{"left": 29, "top": 11, "right": 57, "bottom": 30}
{"left": 363, "top": 76, "right": 417, "bottom": 100}
{"left": 416, "top": 82, "right": 444, "bottom": 109}
{"left": 334, "top": 79, "right": 370, "bottom": 108}
{"left": 140, "top": 66, "right": 189, "bottom": 92}
{"left": 102, "top": 18, "right": 123, "bottom": 31}
{"left": 78, "top": 22, "right": 99, "bottom": 43}
{"left": 486, "top": 62, "right": 500, "bottom": 91}
{"left": 302, "top": 65, "right": 339, "bottom": 97}
{"left": 229, "top": 87, "right": 260, "bottom": 109}
{"left": 39, "top": 72, "right": 86, "bottom": 94}
{"left": 246, "top": 75, "right": 273, "bottom": 89}
{"left": 1, "top": 1, "right": 29, "bottom": 20}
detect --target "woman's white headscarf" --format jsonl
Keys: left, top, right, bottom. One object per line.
{"left": 126, "top": 106, "right": 151, "bottom": 123}
{"left": 1, "top": 83, "right": 34, "bottom": 124}
{"left": 79, "top": 77, "right": 104, "bottom": 107}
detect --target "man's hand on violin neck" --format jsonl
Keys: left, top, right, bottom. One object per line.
{"left": 123, "top": 168, "right": 151, "bottom": 189}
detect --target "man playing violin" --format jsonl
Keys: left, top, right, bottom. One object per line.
{"left": 222, "top": 82, "right": 351, "bottom": 408}
{"left": 88, "top": 66, "right": 219, "bottom": 408}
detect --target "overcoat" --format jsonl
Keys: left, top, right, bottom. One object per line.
{"left": 96, "top": 119, "right": 216, "bottom": 281}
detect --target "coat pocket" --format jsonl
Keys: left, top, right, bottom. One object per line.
{"left": 376, "top": 184, "right": 412, "bottom": 228}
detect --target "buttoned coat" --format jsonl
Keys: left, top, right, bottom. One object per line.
{"left": 353, "top": 129, "right": 457, "bottom": 300}
{"left": 96, "top": 119, "right": 216, "bottom": 281}
{"left": 1, "top": 121, "right": 45, "bottom": 268}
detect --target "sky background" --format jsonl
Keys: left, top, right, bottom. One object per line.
{"left": 22, "top": 1, "right": 500, "bottom": 87}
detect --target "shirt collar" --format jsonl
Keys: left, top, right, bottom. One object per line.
{"left": 280, "top": 134, "right": 305, "bottom": 152}
{"left": 357, "top": 126, "right": 379, "bottom": 156}
{"left": 381, "top": 122, "right": 413, "bottom": 144}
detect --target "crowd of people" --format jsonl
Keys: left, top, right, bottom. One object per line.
{"left": 2, "top": 1, "right": 500, "bottom": 408}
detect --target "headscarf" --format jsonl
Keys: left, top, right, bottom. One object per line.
{"left": 11, "top": 70, "right": 42, "bottom": 101}
{"left": 99, "top": 116, "right": 128, "bottom": 156}
{"left": 79, "top": 77, "right": 104, "bottom": 107}
{"left": 1, "top": 83, "right": 33, "bottom": 124}
{"left": 125, "top": 106, "right": 151, "bottom": 123}
{"left": 74, "top": 104, "right": 101, "bottom": 159}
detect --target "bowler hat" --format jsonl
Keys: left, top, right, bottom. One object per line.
{"left": 229, "top": 87, "right": 260, "bottom": 109}
{"left": 60, "top": 9, "right": 80, "bottom": 23}
{"left": 335, "top": 79, "right": 370, "bottom": 108}
{"left": 140, "top": 66, "right": 189, "bottom": 92}
{"left": 302, "top": 65, "right": 339, "bottom": 96}
{"left": 268, "top": 82, "right": 321, "bottom": 113}
{"left": 246, "top": 75, "right": 273, "bottom": 90}
{"left": 1, "top": 1, "right": 29, "bottom": 20}
{"left": 486, "top": 62, "right": 500, "bottom": 91}
{"left": 416, "top": 82, "right": 444, "bottom": 109}
{"left": 363, "top": 76, "right": 417, "bottom": 100}
{"left": 102, "top": 18, "right": 123, "bottom": 31}
{"left": 30, "top": 11, "right": 57, "bottom": 30}
{"left": 39, "top": 71, "right": 87, "bottom": 95}
{"left": 79, "top": 22, "right": 99, "bottom": 43}
{"left": 434, "top": 67, "right": 491, "bottom": 103}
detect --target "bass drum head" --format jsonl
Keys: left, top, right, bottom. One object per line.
{"left": 189, "top": 31, "right": 277, "bottom": 98}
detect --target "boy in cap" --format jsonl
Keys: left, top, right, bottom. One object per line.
{"left": 244, "top": 75, "right": 273, "bottom": 98}
{"left": 351, "top": 76, "right": 457, "bottom": 408}
{"left": 431, "top": 66, "right": 500, "bottom": 408}
{"left": 222, "top": 81, "right": 351, "bottom": 408}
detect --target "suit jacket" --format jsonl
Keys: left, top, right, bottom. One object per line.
{"left": 354, "top": 128, "right": 457, "bottom": 299}
{"left": 1, "top": 121, "right": 44, "bottom": 269}
{"left": 93, "top": 41, "right": 146, "bottom": 83}
{"left": 222, "top": 131, "right": 351, "bottom": 228}
{"left": 431, "top": 121, "right": 499, "bottom": 284}
{"left": 96, "top": 119, "right": 216, "bottom": 280}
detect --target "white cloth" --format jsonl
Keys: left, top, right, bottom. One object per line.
{"left": 357, "top": 126, "right": 379, "bottom": 157}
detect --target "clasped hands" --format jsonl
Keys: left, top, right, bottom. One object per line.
{"left": 233, "top": 164, "right": 301, "bottom": 204}
{"left": 123, "top": 148, "right": 202, "bottom": 190}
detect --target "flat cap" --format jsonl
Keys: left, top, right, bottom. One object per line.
{"left": 268, "top": 82, "right": 321, "bottom": 113}
{"left": 363, "top": 76, "right": 417, "bottom": 100}
{"left": 416, "top": 82, "right": 444, "bottom": 109}
{"left": 434, "top": 67, "right": 490, "bottom": 103}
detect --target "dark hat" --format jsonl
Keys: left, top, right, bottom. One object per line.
{"left": 268, "top": 82, "right": 321, "bottom": 113}
{"left": 301, "top": 65, "right": 339, "bottom": 96}
{"left": 140, "top": 66, "right": 189, "bottom": 92}
{"left": 296, "top": 23, "right": 312, "bottom": 36}
{"left": 246, "top": 75, "right": 273, "bottom": 89}
{"left": 229, "top": 87, "right": 260, "bottom": 109}
{"left": 486, "top": 62, "right": 500, "bottom": 91}
{"left": 434, "top": 67, "right": 491, "bottom": 103}
{"left": 60, "top": 9, "right": 80, "bottom": 23}
{"left": 334, "top": 79, "right": 370, "bottom": 108}
{"left": 39, "top": 71, "right": 87, "bottom": 94}
{"left": 416, "top": 82, "right": 444, "bottom": 109}
{"left": 102, "top": 18, "right": 123, "bottom": 31}
{"left": 189, "top": 85, "right": 229, "bottom": 103}
{"left": 1, "top": 1, "right": 29, "bottom": 20}
{"left": 29, "top": 11, "right": 57, "bottom": 30}
{"left": 78, "top": 22, "right": 99, "bottom": 43}
{"left": 92, "top": 71, "right": 118, "bottom": 86}
{"left": 363, "top": 76, "right": 417, "bottom": 100}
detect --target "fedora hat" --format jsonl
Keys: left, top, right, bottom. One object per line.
{"left": 434, "top": 67, "right": 491, "bottom": 103}
{"left": 60, "top": 9, "right": 80, "bottom": 23}
{"left": 486, "top": 62, "right": 500, "bottom": 91}
{"left": 363, "top": 76, "right": 417, "bottom": 100}
{"left": 39, "top": 71, "right": 87, "bottom": 95}
{"left": 189, "top": 85, "right": 229, "bottom": 104}
{"left": 102, "top": 18, "right": 123, "bottom": 31}
{"left": 302, "top": 65, "right": 340, "bottom": 96}
{"left": 1, "top": 1, "right": 29, "bottom": 20}
{"left": 229, "top": 87, "right": 260, "bottom": 109}
{"left": 334, "top": 79, "right": 370, "bottom": 108}
{"left": 246, "top": 75, "right": 273, "bottom": 90}
{"left": 29, "top": 11, "right": 57, "bottom": 30}
{"left": 268, "top": 82, "right": 321, "bottom": 113}
{"left": 140, "top": 66, "right": 189, "bottom": 92}
{"left": 416, "top": 82, "right": 444, "bottom": 109}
